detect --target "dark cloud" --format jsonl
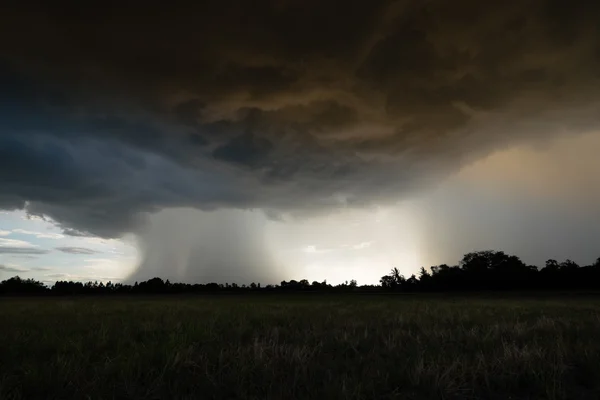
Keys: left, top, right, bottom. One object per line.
{"left": 0, "top": 0, "right": 600, "bottom": 237}
{"left": 55, "top": 247, "right": 100, "bottom": 255}
{"left": 62, "top": 228, "right": 94, "bottom": 237}
{"left": 213, "top": 132, "right": 274, "bottom": 167}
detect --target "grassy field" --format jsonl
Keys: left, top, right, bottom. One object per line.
{"left": 1, "top": 295, "right": 600, "bottom": 399}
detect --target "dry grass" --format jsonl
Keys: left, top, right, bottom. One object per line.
{"left": 1, "top": 295, "right": 599, "bottom": 399}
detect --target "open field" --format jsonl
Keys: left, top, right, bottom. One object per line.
{"left": 1, "top": 295, "right": 600, "bottom": 399}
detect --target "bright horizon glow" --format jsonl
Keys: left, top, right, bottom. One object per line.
{"left": 265, "top": 205, "right": 423, "bottom": 285}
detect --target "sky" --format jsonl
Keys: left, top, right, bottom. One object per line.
{"left": 1, "top": 0, "right": 600, "bottom": 285}
{"left": 0, "top": 210, "right": 137, "bottom": 285}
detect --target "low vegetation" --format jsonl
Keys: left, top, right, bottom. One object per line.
{"left": 2, "top": 295, "right": 600, "bottom": 399}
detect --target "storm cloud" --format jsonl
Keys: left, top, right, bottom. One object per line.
{"left": 1, "top": 1, "right": 600, "bottom": 280}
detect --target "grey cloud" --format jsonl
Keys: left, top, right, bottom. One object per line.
{"left": 61, "top": 228, "right": 94, "bottom": 237}
{"left": 45, "top": 273, "right": 68, "bottom": 278}
{"left": 9, "top": 255, "right": 40, "bottom": 260}
{"left": 12, "top": 229, "right": 64, "bottom": 239}
{"left": 0, "top": 265, "right": 29, "bottom": 273}
{"left": 55, "top": 247, "right": 100, "bottom": 255}
{"left": 0, "top": 248, "right": 49, "bottom": 255}
{"left": 44, "top": 272, "right": 123, "bottom": 282}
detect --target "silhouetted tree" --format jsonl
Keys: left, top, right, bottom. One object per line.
{"left": 3, "top": 249, "right": 600, "bottom": 296}
{"left": 380, "top": 268, "right": 406, "bottom": 291}
{"left": 0, "top": 276, "right": 47, "bottom": 295}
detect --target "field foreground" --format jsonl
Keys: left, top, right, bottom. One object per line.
{"left": 1, "top": 295, "right": 600, "bottom": 399}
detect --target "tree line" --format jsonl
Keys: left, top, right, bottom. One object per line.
{"left": 2, "top": 250, "right": 600, "bottom": 296}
